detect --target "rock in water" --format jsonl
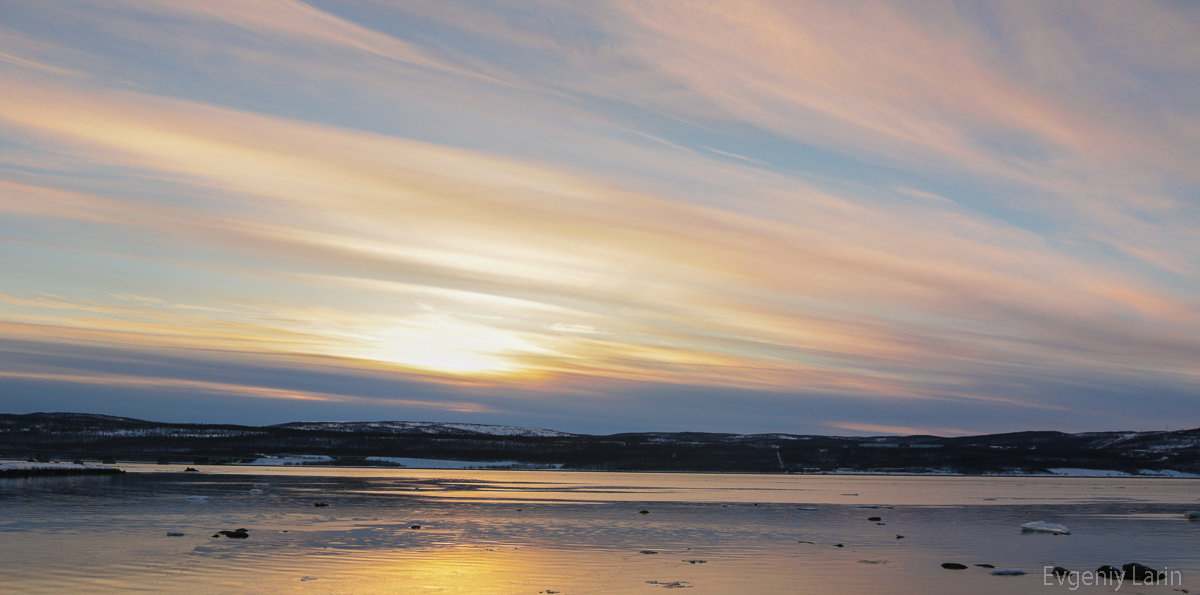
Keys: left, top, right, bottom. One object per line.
{"left": 217, "top": 528, "right": 249, "bottom": 539}
{"left": 1020, "top": 520, "right": 1070, "bottom": 534}
{"left": 1095, "top": 565, "right": 1122, "bottom": 579}
{"left": 1052, "top": 567, "right": 1070, "bottom": 578}
{"left": 941, "top": 563, "right": 968, "bottom": 570}
{"left": 1122, "top": 563, "right": 1165, "bottom": 582}
{"left": 1186, "top": 511, "right": 1200, "bottom": 520}
{"left": 166, "top": 531, "right": 185, "bottom": 537}
{"left": 991, "top": 569, "right": 1026, "bottom": 576}
{"left": 867, "top": 516, "right": 881, "bottom": 521}
{"left": 638, "top": 510, "right": 650, "bottom": 515}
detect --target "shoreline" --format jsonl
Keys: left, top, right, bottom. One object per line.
{"left": 7, "top": 457, "right": 1197, "bottom": 479}
{"left": 95, "top": 460, "right": 1200, "bottom": 479}
{"left": 0, "top": 461, "right": 124, "bottom": 479}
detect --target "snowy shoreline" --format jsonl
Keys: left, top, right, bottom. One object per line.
{"left": 0, "top": 461, "right": 123, "bottom": 478}
{"left": 220, "top": 458, "right": 1200, "bottom": 477}
{"left": 237, "top": 454, "right": 562, "bottom": 470}
{"left": 10, "top": 457, "right": 1194, "bottom": 478}
{"left": 811, "top": 467, "right": 1200, "bottom": 479}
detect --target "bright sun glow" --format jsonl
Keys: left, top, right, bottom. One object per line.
{"left": 357, "top": 314, "right": 540, "bottom": 376}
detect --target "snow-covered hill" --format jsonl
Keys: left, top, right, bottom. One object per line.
{"left": 270, "top": 420, "right": 573, "bottom": 438}
{"left": 1, "top": 412, "right": 1197, "bottom": 475}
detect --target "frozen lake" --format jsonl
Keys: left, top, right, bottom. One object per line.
{"left": 1, "top": 464, "right": 1197, "bottom": 593}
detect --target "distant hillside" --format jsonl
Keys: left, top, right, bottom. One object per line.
{"left": 1, "top": 412, "right": 1197, "bottom": 474}
{"left": 272, "top": 420, "right": 572, "bottom": 438}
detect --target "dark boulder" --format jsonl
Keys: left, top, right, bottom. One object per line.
{"left": 1122, "top": 563, "right": 1165, "bottom": 582}
{"left": 941, "top": 563, "right": 968, "bottom": 570}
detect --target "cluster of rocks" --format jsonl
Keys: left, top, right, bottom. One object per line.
{"left": 940, "top": 561, "right": 1170, "bottom": 581}
{"left": 645, "top": 580, "right": 691, "bottom": 589}
{"left": 212, "top": 528, "right": 249, "bottom": 539}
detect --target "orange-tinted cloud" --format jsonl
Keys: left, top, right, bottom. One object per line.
{"left": 0, "top": 0, "right": 1197, "bottom": 431}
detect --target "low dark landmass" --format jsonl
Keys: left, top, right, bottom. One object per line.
{"left": 2, "top": 412, "right": 1198, "bottom": 475}
{"left": 0, "top": 463, "right": 125, "bottom": 478}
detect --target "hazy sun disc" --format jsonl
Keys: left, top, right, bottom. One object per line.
{"left": 358, "top": 314, "right": 540, "bottom": 376}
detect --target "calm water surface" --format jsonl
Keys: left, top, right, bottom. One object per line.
{"left": 2, "top": 464, "right": 1198, "bottom": 593}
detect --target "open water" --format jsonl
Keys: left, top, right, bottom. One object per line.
{"left": 1, "top": 464, "right": 1197, "bottom": 593}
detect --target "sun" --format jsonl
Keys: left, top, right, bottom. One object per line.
{"left": 358, "top": 313, "right": 539, "bottom": 376}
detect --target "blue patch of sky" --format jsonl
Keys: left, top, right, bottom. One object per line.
{"left": 7, "top": 0, "right": 1051, "bottom": 243}
{"left": 0, "top": 216, "right": 245, "bottom": 306}
{"left": 609, "top": 113, "right": 1064, "bottom": 239}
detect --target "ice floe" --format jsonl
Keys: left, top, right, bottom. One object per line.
{"left": 1020, "top": 520, "right": 1070, "bottom": 534}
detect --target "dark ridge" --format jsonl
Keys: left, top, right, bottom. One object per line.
{"left": 0, "top": 466, "right": 125, "bottom": 479}
{"left": 1, "top": 412, "right": 1196, "bottom": 474}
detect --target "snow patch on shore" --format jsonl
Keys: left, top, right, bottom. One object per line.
{"left": 1045, "top": 468, "right": 1199, "bottom": 478}
{"left": 0, "top": 461, "right": 117, "bottom": 471}
{"left": 364, "top": 457, "right": 561, "bottom": 469}
{"left": 244, "top": 455, "right": 334, "bottom": 466}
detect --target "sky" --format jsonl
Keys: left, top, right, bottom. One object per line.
{"left": 0, "top": 1, "right": 1198, "bottom": 436}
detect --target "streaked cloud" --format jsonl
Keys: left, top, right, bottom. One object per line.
{"left": 0, "top": 0, "right": 1196, "bottom": 432}
{"left": 827, "top": 422, "right": 972, "bottom": 438}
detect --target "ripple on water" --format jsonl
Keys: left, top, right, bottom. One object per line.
{"left": 2, "top": 468, "right": 1199, "bottom": 593}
